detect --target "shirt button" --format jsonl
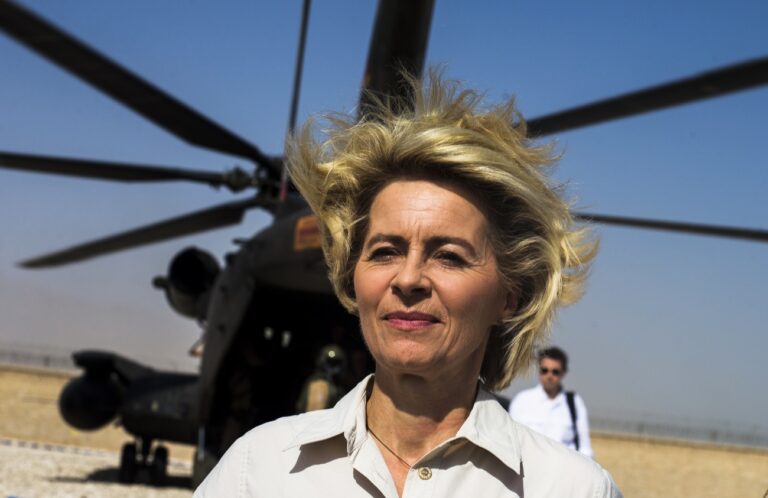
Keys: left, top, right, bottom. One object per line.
{"left": 417, "top": 467, "right": 432, "bottom": 480}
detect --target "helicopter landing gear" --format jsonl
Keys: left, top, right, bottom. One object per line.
{"left": 118, "top": 442, "right": 138, "bottom": 483}
{"left": 150, "top": 445, "right": 169, "bottom": 486}
{"left": 117, "top": 438, "right": 171, "bottom": 486}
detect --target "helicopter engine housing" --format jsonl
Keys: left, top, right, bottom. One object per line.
{"left": 156, "top": 247, "right": 220, "bottom": 320}
{"left": 59, "top": 369, "right": 123, "bottom": 430}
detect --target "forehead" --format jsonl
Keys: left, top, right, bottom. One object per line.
{"left": 539, "top": 357, "right": 563, "bottom": 369}
{"left": 367, "top": 180, "right": 489, "bottom": 239}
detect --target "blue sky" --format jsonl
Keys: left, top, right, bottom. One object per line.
{"left": 0, "top": 1, "right": 766, "bottom": 432}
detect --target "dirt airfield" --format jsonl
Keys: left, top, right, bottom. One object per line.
{"left": 1, "top": 365, "right": 766, "bottom": 498}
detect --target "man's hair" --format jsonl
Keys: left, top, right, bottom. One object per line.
{"left": 286, "top": 69, "right": 596, "bottom": 391}
{"left": 538, "top": 346, "right": 569, "bottom": 373}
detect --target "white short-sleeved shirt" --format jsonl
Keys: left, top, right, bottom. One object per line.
{"left": 509, "top": 385, "right": 594, "bottom": 457}
{"left": 194, "top": 375, "right": 621, "bottom": 498}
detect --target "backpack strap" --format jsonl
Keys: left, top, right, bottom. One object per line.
{"left": 565, "top": 391, "right": 580, "bottom": 451}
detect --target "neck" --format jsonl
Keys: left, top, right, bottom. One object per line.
{"left": 366, "top": 367, "right": 479, "bottom": 463}
{"left": 543, "top": 384, "right": 561, "bottom": 399}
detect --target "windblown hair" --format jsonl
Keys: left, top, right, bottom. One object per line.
{"left": 287, "top": 70, "right": 596, "bottom": 391}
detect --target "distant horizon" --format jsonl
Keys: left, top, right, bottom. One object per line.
{"left": 3, "top": 338, "right": 767, "bottom": 448}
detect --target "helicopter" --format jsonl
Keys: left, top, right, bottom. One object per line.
{"left": 1, "top": 0, "right": 767, "bottom": 489}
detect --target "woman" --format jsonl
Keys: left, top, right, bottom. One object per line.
{"left": 194, "top": 71, "right": 621, "bottom": 497}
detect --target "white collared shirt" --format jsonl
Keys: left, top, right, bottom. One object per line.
{"left": 509, "top": 384, "right": 594, "bottom": 457}
{"left": 194, "top": 375, "right": 620, "bottom": 498}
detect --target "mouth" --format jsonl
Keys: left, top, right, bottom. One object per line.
{"left": 382, "top": 311, "right": 441, "bottom": 330}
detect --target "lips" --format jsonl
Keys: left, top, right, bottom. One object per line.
{"left": 383, "top": 311, "right": 440, "bottom": 330}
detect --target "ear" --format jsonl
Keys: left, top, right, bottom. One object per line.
{"left": 501, "top": 290, "right": 518, "bottom": 319}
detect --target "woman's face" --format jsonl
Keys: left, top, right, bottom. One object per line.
{"left": 353, "top": 180, "right": 514, "bottom": 380}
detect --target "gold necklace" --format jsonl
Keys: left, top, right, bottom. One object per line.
{"left": 368, "top": 427, "right": 413, "bottom": 469}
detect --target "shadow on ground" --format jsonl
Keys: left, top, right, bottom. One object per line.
{"left": 52, "top": 466, "right": 192, "bottom": 489}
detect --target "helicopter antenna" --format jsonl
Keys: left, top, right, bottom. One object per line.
{"left": 280, "top": 0, "right": 312, "bottom": 201}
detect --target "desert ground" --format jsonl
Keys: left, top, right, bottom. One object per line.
{"left": 1, "top": 365, "right": 766, "bottom": 497}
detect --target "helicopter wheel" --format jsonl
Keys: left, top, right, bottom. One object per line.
{"left": 150, "top": 445, "right": 169, "bottom": 486}
{"left": 118, "top": 442, "right": 138, "bottom": 483}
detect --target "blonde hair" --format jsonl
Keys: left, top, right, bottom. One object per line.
{"left": 287, "top": 70, "right": 596, "bottom": 391}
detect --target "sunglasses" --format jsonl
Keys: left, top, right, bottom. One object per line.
{"left": 539, "top": 367, "right": 562, "bottom": 376}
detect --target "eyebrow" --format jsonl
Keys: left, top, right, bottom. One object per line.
{"left": 364, "top": 233, "right": 479, "bottom": 258}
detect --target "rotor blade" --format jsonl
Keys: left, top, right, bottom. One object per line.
{"left": 528, "top": 57, "right": 768, "bottom": 136}
{"left": 20, "top": 197, "right": 270, "bottom": 268}
{"left": 287, "top": 0, "right": 311, "bottom": 135}
{"left": 0, "top": 150, "right": 235, "bottom": 187}
{"left": 0, "top": 0, "right": 279, "bottom": 177}
{"left": 359, "top": 0, "right": 435, "bottom": 115}
{"left": 280, "top": 0, "right": 312, "bottom": 200}
{"left": 575, "top": 212, "right": 768, "bottom": 243}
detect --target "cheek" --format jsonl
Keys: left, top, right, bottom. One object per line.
{"left": 353, "top": 263, "right": 388, "bottom": 316}
{"left": 352, "top": 264, "right": 370, "bottom": 308}
{"left": 353, "top": 265, "right": 389, "bottom": 355}
{"left": 441, "top": 273, "right": 506, "bottom": 326}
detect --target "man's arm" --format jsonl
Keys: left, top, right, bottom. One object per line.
{"left": 306, "top": 378, "right": 331, "bottom": 411}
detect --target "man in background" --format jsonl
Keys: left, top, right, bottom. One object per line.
{"left": 295, "top": 344, "right": 347, "bottom": 412}
{"left": 508, "top": 347, "right": 594, "bottom": 457}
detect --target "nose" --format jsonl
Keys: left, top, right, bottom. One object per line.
{"left": 391, "top": 252, "right": 430, "bottom": 298}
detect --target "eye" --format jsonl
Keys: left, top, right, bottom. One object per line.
{"left": 367, "top": 246, "right": 399, "bottom": 262}
{"left": 434, "top": 250, "right": 468, "bottom": 267}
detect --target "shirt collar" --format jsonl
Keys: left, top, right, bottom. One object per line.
{"left": 284, "top": 374, "right": 521, "bottom": 473}
{"left": 536, "top": 383, "right": 565, "bottom": 402}
{"left": 454, "top": 387, "right": 522, "bottom": 473}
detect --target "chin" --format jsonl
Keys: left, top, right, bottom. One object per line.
{"left": 377, "top": 350, "right": 440, "bottom": 375}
